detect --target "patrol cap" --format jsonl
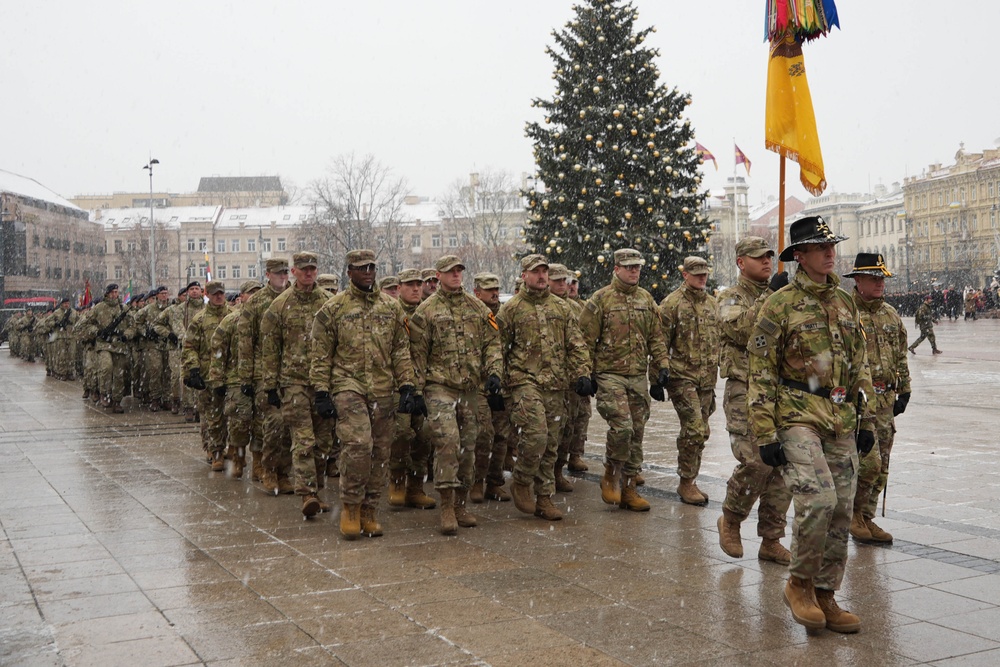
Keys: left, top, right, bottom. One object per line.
{"left": 105, "top": 283, "right": 119, "bottom": 295}
{"left": 779, "top": 215, "right": 848, "bottom": 262}
{"left": 548, "top": 263, "right": 571, "bottom": 280}
{"left": 735, "top": 236, "right": 774, "bottom": 258}
{"left": 421, "top": 268, "right": 438, "bottom": 281}
{"left": 346, "top": 249, "right": 376, "bottom": 267}
{"left": 474, "top": 272, "right": 500, "bottom": 290}
{"left": 317, "top": 274, "right": 339, "bottom": 290}
{"left": 520, "top": 254, "right": 549, "bottom": 272}
{"left": 844, "top": 252, "right": 893, "bottom": 278}
{"left": 614, "top": 248, "right": 645, "bottom": 266}
{"left": 293, "top": 252, "right": 319, "bottom": 269}
{"left": 205, "top": 281, "right": 226, "bottom": 295}
{"left": 682, "top": 256, "right": 710, "bottom": 275}
{"left": 398, "top": 268, "right": 422, "bottom": 284}
{"left": 265, "top": 258, "right": 289, "bottom": 273}
{"left": 240, "top": 280, "right": 262, "bottom": 294}
{"left": 435, "top": 255, "right": 465, "bottom": 272}
{"left": 567, "top": 269, "right": 580, "bottom": 283}
{"left": 379, "top": 276, "right": 400, "bottom": 289}
{"left": 514, "top": 277, "right": 524, "bottom": 292}
{"left": 186, "top": 280, "right": 202, "bottom": 291}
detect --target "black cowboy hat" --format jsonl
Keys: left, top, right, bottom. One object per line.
{"left": 778, "top": 216, "right": 849, "bottom": 262}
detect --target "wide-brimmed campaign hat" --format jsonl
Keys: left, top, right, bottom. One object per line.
{"left": 778, "top": 216, "right": 848, "bottom": 262}
{"left": 844, "top": 252, "right": 893, "bottom": 278}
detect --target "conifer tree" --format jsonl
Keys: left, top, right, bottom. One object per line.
{"left": 523, "top": 0, "right": 710, "bottom": 299}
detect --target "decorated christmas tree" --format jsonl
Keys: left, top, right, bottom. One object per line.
{"left": 523, "top": 0, "right": 710, "bottom": 299}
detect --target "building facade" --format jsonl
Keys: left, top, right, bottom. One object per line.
{"left": 855, "top": 184, "right": 908, "bottom": 288}
{"left": 71, "top": 175, "right": 288, "bottom": 211}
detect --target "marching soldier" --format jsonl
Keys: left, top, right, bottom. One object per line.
{"left": 378, "top": 275, "right": 400, "bottom": 298}
{"left": 154, "top": 282, "right": 204, "bottom": 419}
{"left": 78, "top": 284, "right": 131, "bottom": 413}
{"left": 134, "top": 287, "right": 171, "bottom": 411}
{"left": 908, "top": 295, "right": 942, "bottom": 355}
{"left": 317, "top": 274, "right": 339, "bottom": 296}
{"left": 420, "top": 268, "right": 438, "bottom": 301}
{"left": 560, "top": 267, "right": 592, "bottom": 476}
{"left": 316, "top": 272, "right": 341, "bottom": 479}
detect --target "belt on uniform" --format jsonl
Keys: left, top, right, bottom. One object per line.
{"left": 779, "top": 378, "right": 850, "bottom": 404}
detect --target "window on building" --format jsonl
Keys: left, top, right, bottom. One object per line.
{"left": 198, "top": 238, "right": 207, "bottom": 251}
{"left": 277, "top": 238, "right": 286, "bottom": 251}
{"left": 448, "top": 236, "right": 458, "bottom": 247}
{"left": 499, "top": 228, "right": 508, "bottom": 239}
{"left": 199, "top": 266, "right": 207, "bottom": 277}
{"left": 218, "top": 266, "right": 227, "bottom": 279}
{"left": 231, "top": 239, "right": 240, "bottom": 252}
{"left": 991, "top": 182, "right": 996, "bottom": 198}
{"left": 262, "top": 238, "right": 271, "bottom": 252}
{"left": 461, "top": 233, "right": 469, "bottom": 245}
{"left": 187, "top": 238, "right": 196, "bottom": 251}
{"left": 217, "top": 239, "right": 226, "bottom": 253}
{"left": 248, "top": 265, "right": 258, "bottom": 278}
{"left": 114, "top": 239, "right": 123, "bottom": 253}
{"left": 52, "top": 267, "right": 62, "bottom": 280}
{"left": 158, "top": 240, "right": 168, "bottom": 251}
{"left": 159, "top": 266, "right": 169, "bottom": 279}
{"left": 247, "top": 238, "right": 256, "bottom": 252}
{"left": 187, "top": 265, "right": 197, "bottom": 278}
{"left": 992, "top": 211, "right": 997, "bottom": 229}
{"left": 127, "top": 240, "right": 136, "bottom": 252}
{"left": 432, "top": 235, "right": 442, "bottom": 248}
{"left": 231, "top": 265, "right": 241, "bottom": 279}
{"left": 971, "top": 214, "right": 978, "bottom": 231}
{"left": 411, "top": 234, "right": 421, "bottom": 248}
{"left": 397, "top": 236, "right": 404, "bottom": 249}
{"left": 114, "top": 266, "right": 123, "bottom": 279}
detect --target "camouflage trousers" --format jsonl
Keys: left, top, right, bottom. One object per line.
{"left": 280, "top": 384, "right": 332, "bottom": 494}
{"left": 389, "top": 395, "right": 431, "bottom": 478}
{"left": 224, "top": 386, "right": 260, "bottom": 457}
{"left": 666, "top": 378, "right": 716, "bottom": 480}
{"left": 257, "top": 387, "right": 292, "bottom": 473}
{"left": 595, "top": 372, "right": 650, "bottom": 476}
{"left": 855, "top": 395, "right": 896, "bottom": 519}
{"left": 83, "top": 347, "right": 98, "bottom": 393}
{"left": 424, "top": 384, "right": 478, "bottom": 490}
{"left": 557, "top": 391, "right": 591, "bottom": 468}
{"left": 910, "top": 326, "right": 937, "bottom": 352}
{"left": 510, "top": 385, "right": 566, "bottom": 496}
{"left": 335, "top": 391, "right": 394, "bottom": 506}
{"left": 721, "top": 379, "right": 790, "bottom": 539}
{"left": 96, "top": 350, "right": 128, "bottom": 403}
{"left": 780, "top": 425, "right": 858, "bottom": 590}
{"left": 197, "top": 389, "right": 227, "bottom": 455}
{"left": 130, "top": 346, "right": 146, "bottom": 401}
{"left": 52, "top": 338, "right": 76, "bottom": 378}
{"left": 143, "top": 345, "right": 169, "bottom": 403}
{"left": 167, "top": 348, "right": 183, "bottom": 405}
{"left": 474, "top": 394, "right": 509, "bottom": 487}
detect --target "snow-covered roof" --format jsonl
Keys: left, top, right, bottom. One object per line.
{"left": 748, "top": 199, "right": 780, "bottom": 222}
{"left": 215, "top": 206, "right": 313, "bottom": 229}
{"left": 0, "top": 168, "right": 82, "bottom": 212}
{"left": 399, "top": 200, "right": 446, "bottom": 225}
{"left": 92, "top": 206, "right": 221, "bottom": 230}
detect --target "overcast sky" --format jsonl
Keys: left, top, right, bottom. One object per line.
{"left": 5, "top": 1, "right": 998, "bottom": 208}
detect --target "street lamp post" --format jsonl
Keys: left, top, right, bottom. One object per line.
{"left": 143, "top": 158, "right": 160, "bottom": 287}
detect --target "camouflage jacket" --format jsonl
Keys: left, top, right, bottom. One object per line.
{"left": 579, "top": 274, "right": 669, "bottom": 377}
{"left": 260, "top": 284, "right": 331, "bottom": 389}
{"left": 497, "top": 286, "right": 590, "bottom": 390}
{"left": 78, "top": 296, "right": 130, "bottom": 354}
{"left": 209, "top": 309, "right": 242, "bottom": 388}
{"left": 657, "top": 283, "right": 720, "bottom": 388}
{"left": 914, "top": 302, "right": 935, "bottom": 330}
{"left": 747, "top": 270, "right": 874, "bottom": 444}
{"left": 408, "top": 286, "right": 503, "bottom": 393}
{"left": 39, "top": 308, "right": 77, "bottom": 342}
{"left": 131, "top": 301, "right": 169, "bottom": 348}
{"left": 309, "top": 282, "right": 415, "bottom": 398}
{"left": 853, "top": 291, "right": 911, "bottom": 403}
{"left": 182, "top": 302, "right": 232, "bottom": 383}
{"left": 153, "top": 299, "right": 204, "bottom": 348}
{"left": 718, "top": 275, "right": 770, "bottom": 383}
{"left": 237, "top": 284, "right": 286, "bottom": 387}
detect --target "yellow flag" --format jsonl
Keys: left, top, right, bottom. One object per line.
{"left": 765, "top": 34, "right": 826, "bottom": 196}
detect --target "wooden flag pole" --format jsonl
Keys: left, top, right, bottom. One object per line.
{"left": 777, "top": 155, "right": 786, "bottom": 272}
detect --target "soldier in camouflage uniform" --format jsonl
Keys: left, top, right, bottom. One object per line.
{"left": 470, "top": 272, "right": 513, "bottom": 504}
{"left": 420, "top": 268, "right": 439, "bottom": 302}
{"left": 846, "top": 253, "right": 912, "bottom": 545}
{"left": 409, "top": 255, "right": 503, "bottom": 535}
{"left": 317, "top": 274, "right": 339, "bottom": 296}
{"left": 154, "top": 282, "right": 204, "bottom": 419}
{"left": 316, "top": 272, "right": 341, "bottom": 480}
{"left": 561, "top": 268, "right": 592, "bottom": 476}
{"left": 717, "top": 237, "right": 792, "bottom": 565}
{"left": 378, "top": 275, "right": 400, "bottom": 298}
{"left": 310, "top": 249, "right": 417, "bottom": 538}
{"left": 260, "top": 252, "right": 333, "bottom": 515}
{"left": 238, "top": 259, "right": 291, "bottom": 489}
{"left": 209, "top": 280, "right": 262, "bottom": 479}
{"left": 44, "top": 300, "right": 78, "bottom": 380}
{"left": 132, "top": 287, "right": 171, "bottom": 411}
{"left": 124, "top": 292, "right": 150, "bottom": 405}
{"left": 77, "top": 284, "right": 131, "bottom": 413}
{"left": 580, "top": 249, "right": 670, "bottom": 511}
{"left": 183, "top": 281, "right": 232, "bottom": 470}
{"left": 499, "top": 255, "right": 591, "bottom": 522}
{"left": 77, "top": 306, "right": 99, "bottom": 401}
{"left": 908, "top": 295, "right": 941, "bottom": 355}
{"left": 545, "top": 264, "right": 583, "bottom": 494}
{"left": 748, "top": 216, "right": 875, "bottom": 633}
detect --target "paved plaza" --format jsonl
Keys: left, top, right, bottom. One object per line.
{"left": 2, "top": 316, "right": 1000, "bottom": 666}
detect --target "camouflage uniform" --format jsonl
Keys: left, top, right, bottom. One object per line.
{"left": 748, "top": 270, "right": 874, "bottom": 590}
{"left": 154, "top": 297, "right": 204, "bottom": 412}
{"left": 133, "top": 299, "right": 170, "bottom": 408}
{"left": 658, "top": 282, "right": 720, "bottom": 481}
{"left": 260, "top": 282, "right": 332, "bottom": 494}
{"left": 44, "top": 307, "right": 77, "bottom": 379}
{"left": 76, "top": 309, "right": 99, "bottom": 399}
{"left": 719, "top": 275, "right": 791, "bottom": 538}
{"left": 908, "top": 301, "right": 938, "bottom": 353}
{"left": 77, "top": 294, "right": 131, "bottom": 407}
{"left": 559, "top": 294, "right": 592, "bottom": 471}
{"left": 310, "top": 281, "right": 414, "bottom": 507}
{"left": 210, "top": 307, "right": 260, "bottom": 476}
{"left": 183, "top": 300, "right": 232, "bottom": 458}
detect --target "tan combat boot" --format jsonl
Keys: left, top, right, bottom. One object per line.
{"left": 554, "top": 467, "right": 574, "bottom": 493}
{"left": 230, "top": 447, "right": 245, "bottom": 479}
{"left": 469, "top": 479, "right": 486, "bottom": 504}
{"left": 850, "top": 511, "right": 874, "bottom": 542}
{"left": 815, "top": 588, "right": 861, "bottom": 633}
{"left": 784, "top": 576, "right": 826, "bottom": 629}
{"left": 388, "top": 470, "right": 407, "bottom": 507}
{"left": 601, "top": 462, "right": 621, "bottom": 505}
{"left": 717, "top": 513, "right": 744, "bottom": 558}
{"left": 758, "top": 538, "right": 791, "bottom": 565}
{"left": 149, "top": 399, "right": 161, "bottom": 412}
{"left": 485, "top": 482, "right": 511, "bottom": 502}
{"left": 864, "top": 517, "right": 893, "bottom": 543}
{"left": 360, "top": 506, "right": 383, "bottom": 537}
{"left": 620, "top": 476, "right": 651, "bottom": 511}
{"left": 325, "top": 456, "right": 340, "bottom": 478}
{"left": 301, "top": 493, "right": 321, "bottom": 518}
{"left": 211, "top": 451, "right": 225, "bottom": 472}
{"left": 184, "top": 406, "right": 195, "bottom": 422}
{"left": 404, "top": 474, "right": 437, "bottom": 509}
{"left": 511, "top": 481, "right": 535, "bottom": 515}
{"left": 340, "top": 503, "right": 361, "bottom": 540}
{"left": 251, "top": 451, "right": 264, "bottom": 482}
{"left": 567, "top": 453, "right": 588, "bottom": 473}
{"left": 677, "top": 477, "right": 708, "bottom": 506}
{"left": 634, "top": 471, "right": 645, "bottom": 486}
{"left": 438, "top": 489, "right": 458, "bottom": 536}
{"left": 534, "top": 495, "right": 563, "bottom": 521}
{"left": 111, "top": 401, "right": 124, "bottom": 414}
{"left": 453, "top": 489, "right": 478, "bottom": 528}
{"left": 260, "top": 468, "right": 279, "bottom": 495}
{"left": 276, "top": 474, "right": 295, "bottom": 495}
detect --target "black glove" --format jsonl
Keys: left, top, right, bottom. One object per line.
{"left": 167, "top": 332, "right": 179, "bottom": 346}
{"left": 487, "top": 394, "right": 505, "bottom": 412}
{"left": 769, "top": 271, "right": 789, "bottom": 292}
{"left": 398, "top": 385, "right": 417, "bottom": 414}
{"left": 118, "top": 333, "right": 130, "bottom": 342}
{"left": 412, "top": 395, "right": 428, "bottom": 417}
{"left": 486, "top": 374, "right": 502, "bottom": 395}
{"left": 240, "top": 384, "right": 254, "bottom": 398}
{"left": 657, "top": 368, "right": 670, "bottom": 387}
{"left": 759, "top": 442, "right": 788, "bottom": 467}
{"left": 649, "top": 384, "right": 665, "bottom": 402}
{"left": 856, "top": 430, "right": 876, "bottom": 455}
{"left": 314, "top": 390, "right": 336, "bottom": 419}
{"left": 266, "top": 389, "right": 281, "bottom": 408}
{"left": 574, "top": 376, "right": 594, "bottom": 397}
{"left": 893, "top": 392, "right": 910, "bottom": 417}
{"left": 213, "top": 385, "right": 227, "bottom": 397}
{"left": 185, "top": 369, "right": 206, "bottom": 391}
{"left": 589, "top": 374, "right": 598, "bottom": 396}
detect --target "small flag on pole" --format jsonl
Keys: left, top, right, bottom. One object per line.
{"left": 123, "top": 278, "right": 133, "bottom": 304}
{"left": 735, "top": 144, "right": 752, "bottom": 176}
{"left": 695, "top": 143, "right": 718, "bottom": 171}
{"left": 81, "top": 279, "right": 92, "bottom": 308}
{"left": 204, "top": 252, "right": 212, "bottom": 282}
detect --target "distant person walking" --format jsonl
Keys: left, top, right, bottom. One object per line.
{"left": 908, "top": 295, "right": 942, "bottom": 355}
